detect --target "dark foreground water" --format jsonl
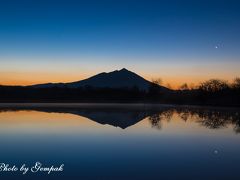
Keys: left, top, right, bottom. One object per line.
{"left": 0, "top": 104, "right": 239, "bottom": 180}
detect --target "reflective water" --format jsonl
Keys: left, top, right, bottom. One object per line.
{"left": 0, "top": 104, "right": 239, "bottom": 180}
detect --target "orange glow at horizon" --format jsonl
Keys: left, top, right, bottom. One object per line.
{"left": 0, "top": 71, "right": 89, "bottom": 86}
{"left": 0, "top": 71, "right": 238, "bottom": 90}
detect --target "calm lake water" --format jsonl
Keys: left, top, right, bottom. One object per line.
{"left": 0, "top": 104, "right": 239, "bottom": 180}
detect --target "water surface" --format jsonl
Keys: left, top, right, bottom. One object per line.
{"left": 0, "top": 104, "right": 239, "bottom": 180}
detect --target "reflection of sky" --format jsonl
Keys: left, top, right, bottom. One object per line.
{"left": 0, "top": 0, "right": 240, "bottom": 88}
{"left": 0, "top": 110, "right": 240, "bottom": 179}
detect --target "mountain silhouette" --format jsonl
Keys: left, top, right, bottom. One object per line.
{"left": 31, "top": 68, "right": 164, "bottom": 91}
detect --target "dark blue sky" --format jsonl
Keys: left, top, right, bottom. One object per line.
{"left": 0, "top": 0, "right": 240, "bottom": 87}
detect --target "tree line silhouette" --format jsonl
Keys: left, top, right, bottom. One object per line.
{"left": 0, "top": 77, "right": 239, "bottom": 106}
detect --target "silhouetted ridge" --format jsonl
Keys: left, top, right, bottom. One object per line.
{"left": 31, "top": 68, "right": 162, "bottom": 90}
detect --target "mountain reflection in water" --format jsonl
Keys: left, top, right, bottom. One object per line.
{"left": 0, "top": 104, "right": 240, "bottom": 180}
{"left": 0, "top": 104, "right": 239, "bottom": 133}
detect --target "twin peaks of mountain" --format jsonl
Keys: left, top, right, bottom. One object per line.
{"left": 32, "top": 68, "right": 162, "bottom": 91}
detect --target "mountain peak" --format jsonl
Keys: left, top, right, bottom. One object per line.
{"left": 111, "top": 68, "right": 130, "bottom": 74}
{"left": 119, "top": 68, "right": 129, "bottom": 72}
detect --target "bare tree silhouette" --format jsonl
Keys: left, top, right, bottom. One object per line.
{"left": 179, "top": 83, "right": 189, "bottom": 90}
{"left": 232, "top": 77, "right": 240, "bottom": 89}
{"left": 199, "top": 79, "right": 229, "bottom": 92}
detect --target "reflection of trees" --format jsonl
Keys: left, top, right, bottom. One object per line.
{"left": 161, "top": 110, "right": 174, "bottom": 122}
{"left": 234, "top": 126, "right": 240, "bottom": 133}
{"left": 233, "top": 118, "right": 240, "bottom": 134}
{"left": 176, "top": 108, "right": 240, "bottom": 133}
{"left": 179, "top": 110, "right": 191, "bottom": 122}
{"left": 148, "top": 110, "right": 174, "bottom": 130}
{"left": 196, "top": 110, "right": 228, "bottom": 129}
{"left": 149, "top": 114, "right": 162, "bottom": 130}
{"left": 148, "top": 107, "right": 240, "bottom": 133}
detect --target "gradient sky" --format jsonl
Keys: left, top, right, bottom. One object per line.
{"left": 0, "top": 0, "right": 240, "bottom": 88}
